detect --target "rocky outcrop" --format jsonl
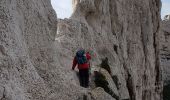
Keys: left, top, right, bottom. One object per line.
{"left": 0, "top": 0, "right": 56, "bottom": 99}
{"left": 0, "top": 0, "right": 163, "bottom": 100}
{"left": 0, "top": 0, "right": 117, "bottom": 100}
{"left": 99, "top": 68, "right": 119, "bottom": 97}
{"left": 89, "top": 87, "right": 116, "bottom": 100}
{"left": 57, "top": 0, "right": 163, "bottom": 100}
{"left": 0, "top": 0, "right": 87, "bottom": 100}
{"left": 163, "top": 15, "right": 170, "bottom": 21}
{"left": 161, "top": 14, "right": 170, "bottom": 100}
{"left": 161, "top": 15, "right": 170, "bottom": 84}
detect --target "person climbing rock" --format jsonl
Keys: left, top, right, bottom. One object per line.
{"left": 72, "top": 49, "right": 91, "bottom": 88}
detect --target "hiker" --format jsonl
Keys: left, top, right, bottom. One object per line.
{"left": 72, "top": 49, "right": 91, "bottom": 88}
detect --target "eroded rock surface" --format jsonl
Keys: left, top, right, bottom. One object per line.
{"left": 57, "top": 0, "right": 163, "bottom": 100}
{"left": 0, "top": 0, "right": 86, "bottom": 100}
{"left": 0, "top": 0, "right": 163, "bottom": 100}
{"left": 89, "top": 87, "right": 116, "bottom": 100}
{"left": 161, "top": 16, "right": 170, "bottom": 84}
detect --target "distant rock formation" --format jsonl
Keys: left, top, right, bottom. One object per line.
{"left": 163, "top": 15, "right": 170, "bottom": 21}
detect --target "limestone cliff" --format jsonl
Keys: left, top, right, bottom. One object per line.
{"left": 161, "top": 15, "right": 170, "bottom": 84}
{"left": 161, "top": 14, "right": 170, "bottom": 100}
{"left": 57, "top": 0, "right": 163, "bottom": 100}
{"left": 0, "top": 0, "right": 85, "bottom": 100}
{"left": 0, "top": 0, "right": 163, "bottom": 100}
{"left": 0, "top": 0, "right": 117, "bottom": 100}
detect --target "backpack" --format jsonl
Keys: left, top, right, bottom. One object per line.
{"left": 76, "top": 50, "right": 87, "bottom": 64}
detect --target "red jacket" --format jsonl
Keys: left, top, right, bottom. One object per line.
{"left": 72, "top": 52, "right": 91, "bottom": 70}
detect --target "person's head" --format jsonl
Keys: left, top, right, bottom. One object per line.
{"left": 78, "top": 47, "right": 85, "bottom": 52}
{"left": 86, "top": 48, "right": 92, "bottom": 53}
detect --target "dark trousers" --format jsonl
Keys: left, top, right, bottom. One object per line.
{"left": 79, "top": 69, "right": 89, "bottom": 88}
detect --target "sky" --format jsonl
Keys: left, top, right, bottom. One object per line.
{"left": 161, "top": 0, "right": 170, "bottom": 19}
{"left": 51, "top": 0, "right": 72, "bottom": 19}
{"left": 51, "top": 0, "right": 170, "bottom": 19}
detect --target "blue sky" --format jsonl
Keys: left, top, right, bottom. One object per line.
{"left": 51, "top": 0, "right": 72, "bottom": 19}
{"left": 161, "top": 0, "right": 170, "bottom": 19}
{"left": 51, "top": 0, "right": 170, "bottom": 19}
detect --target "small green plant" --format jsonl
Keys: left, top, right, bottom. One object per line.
{"left": 100, "top": 57, "right": 111, "bottom": 74}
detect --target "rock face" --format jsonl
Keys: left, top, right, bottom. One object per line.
{"left": 0, "top": 0, "right": 163, "bottom": 100}
{"left": 0, "top": 0, "right": 117, "bottom": 100}
{"left": 89, "top": 87, "right": 116, "bottom": 100}
{"left": 161, "top": 15, "right": 170, "bottom": 100}
{"left": 161, "top": 16, "right": 170, "bottom": 84}
{"left": 57, "top": 0, "right": 163, "bottom": 100}
{"left": 0, "top": 0, "right": 87, "bottom": 100}
{"left": 0, "top": 0, "right": 55, "bottom": 99}
{"left": 163, "top": 15, "right": 170, "bottom": 21}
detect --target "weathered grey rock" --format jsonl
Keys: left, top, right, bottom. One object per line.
{"left": 161, "top": 16, "right": 170, "bottom": 84}
{"left": 163, "top": 15, "right": 170, "bottom": 21}
{"left": 57, "top": 0, "right": 163, "bottom": 100}
{"left": 0, "top": 85, "right": 5, "bottom": 100}
{"left": 89, "top": 87, "right": 116, "bottom": 100}
{"left": 0, "top": 0, "right": 86, "bottom": 100}
{"left": 96, "top": 68, "right": 119, "bottom": 98}
{"left": 0, "top": 0, "right": 163, "bottom": 100}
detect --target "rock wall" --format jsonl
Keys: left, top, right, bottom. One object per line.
{"left": 0, "top": 0, "right": 163, "bottom": 100}
{"left": 0, "top": 0, "right": 86, "bottom": 100}
{"left": 161, "top": 16, "right": 170, "bottom": 84}
{"left": 0, "top": 0, "right": 55, "bottom": 99}
{"left": 161, "top": 14, "right": 170, "bottom": 100}
{"left": 57, "top": 0, "right": 163, "bottom": 100}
